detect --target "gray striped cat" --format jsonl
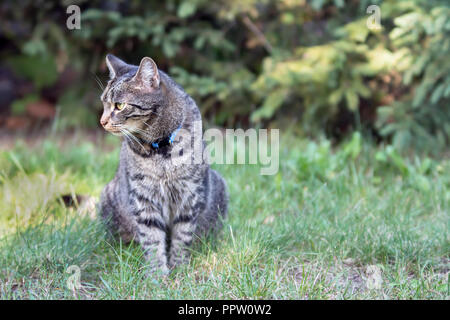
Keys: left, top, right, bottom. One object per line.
{"left": 98, "top": 54, "right": 228, "bottom": 275}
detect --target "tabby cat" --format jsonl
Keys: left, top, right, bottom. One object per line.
{"left": 98, "top": 54, "right": 228, "bottom": 275}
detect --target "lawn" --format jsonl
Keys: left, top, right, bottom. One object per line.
{"left": 0, "top": 132, "right": 448, "bottom": 299}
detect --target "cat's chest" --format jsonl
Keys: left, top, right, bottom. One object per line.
{"left": 126, "top": 166, "right": 199, "bottom": 221}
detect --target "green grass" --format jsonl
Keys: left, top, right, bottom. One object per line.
{"left": 0, "top": 133, "right": 448, "bottom": 299}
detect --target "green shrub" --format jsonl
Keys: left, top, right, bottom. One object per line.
{"left": 1, "top": 0, "right": 448, "bottom": 152}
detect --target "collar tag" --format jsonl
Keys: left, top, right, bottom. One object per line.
{"left": 150, "top": 125, "right": 181, "bottom": 150}
{"left": 169, "top": 126, "right": 181, "bottom": 144}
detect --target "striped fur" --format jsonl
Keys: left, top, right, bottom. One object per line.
{"left": 98, "top": 55, "right": 228, "bottom": 275}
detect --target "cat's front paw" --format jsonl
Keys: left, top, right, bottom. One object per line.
{"left": 159, "top": 264, "right": 170, "bottom": 276}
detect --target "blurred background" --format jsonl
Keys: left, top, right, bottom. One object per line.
{"left": 0, "top": 0, "right": 449, "bottom": 153}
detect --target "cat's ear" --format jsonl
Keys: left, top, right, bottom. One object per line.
{"left": 131, "top": 57, "right": 160, "bottom": 88}
{"left": 105, "top": 54, "right": 129, "bottom": 79}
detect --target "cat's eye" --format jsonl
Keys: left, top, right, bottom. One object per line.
{"left": 115, "top": 102, "right": 126, "bottom": 111}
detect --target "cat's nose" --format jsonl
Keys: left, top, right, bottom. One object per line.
{"left": 100, "top": 116, "right": 108, "bottom": 127}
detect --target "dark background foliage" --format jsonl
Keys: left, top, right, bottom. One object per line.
{"left": 0, "top": 0, "right": 449, "bottom": 153}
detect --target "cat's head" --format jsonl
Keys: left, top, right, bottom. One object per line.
{"left": 99, "top": 54, "right": 182, "bottom": 141}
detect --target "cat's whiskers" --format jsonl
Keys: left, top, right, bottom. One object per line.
{"left": 129, "top": 127, "right": 154, "bottom": 142}
{"left": 92, "top": 73, "right": 105, "bottom": 91}
{"left": 123, "top": 128, "right": 146, "bottom": 151}
{"left": 119, "top": 127, "right": 139, "bottom": 149}
{"left": 119, "top": 128, "right": 134, "bottom": 146}
{"left": 130, "top": 127, "right": 150, "bottom": 136}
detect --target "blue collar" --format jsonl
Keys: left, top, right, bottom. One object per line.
{"left": 150, "top": 126, "right": 181, "bottom": 150}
